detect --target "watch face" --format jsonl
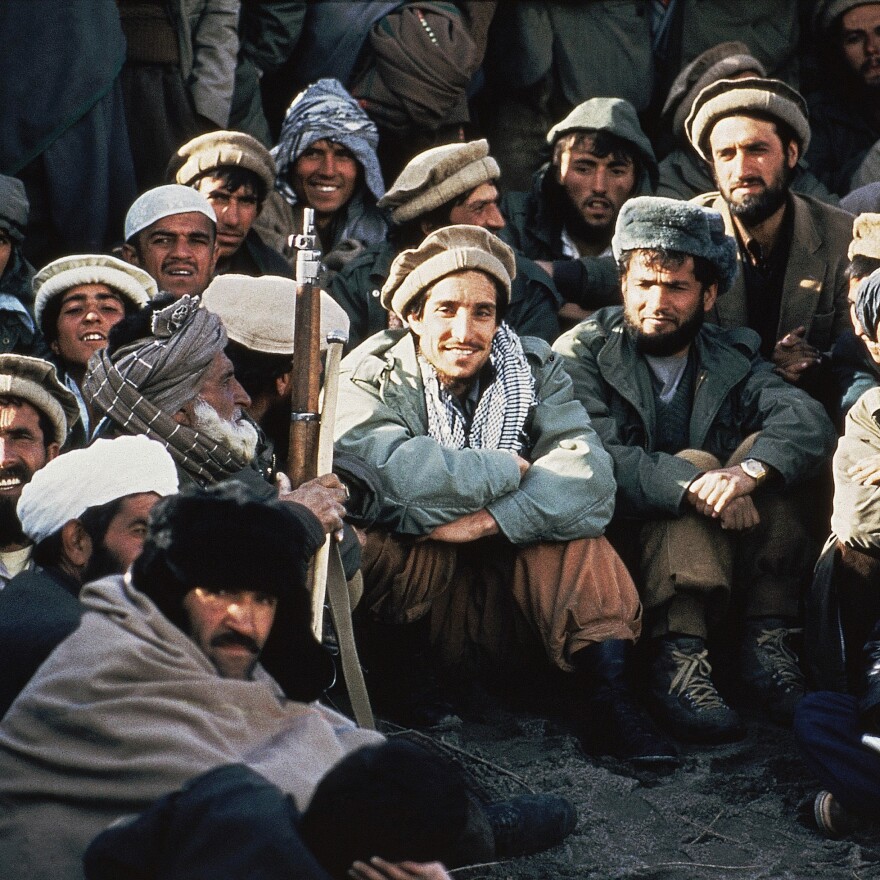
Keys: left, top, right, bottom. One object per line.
{"left": 742, "top": 459, "right": 765, "bottom": 480}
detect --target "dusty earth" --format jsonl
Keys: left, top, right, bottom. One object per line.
{"left": 376, "top": 703, "right": 880, "bottom": 880}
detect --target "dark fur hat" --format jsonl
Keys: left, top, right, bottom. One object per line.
{"left": 131, "top": 482, "right": 334, "bottom": 701}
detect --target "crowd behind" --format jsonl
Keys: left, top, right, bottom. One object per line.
{"left": 6, "top": 1, "right": 880, "bottom": 877}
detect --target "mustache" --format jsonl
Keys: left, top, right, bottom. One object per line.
{"left": 0, "top": 465, "right": 30, "bottom": 482}
{"left": 210, "top": 631, "right": 260, "bottom": 654}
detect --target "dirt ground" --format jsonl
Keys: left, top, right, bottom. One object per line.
{"left": 384, "top": 704, "right": 880, "bottom": 880}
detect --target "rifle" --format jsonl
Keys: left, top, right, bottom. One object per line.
{"left": 287, "top": 208, "right": 322, "bottom": 488}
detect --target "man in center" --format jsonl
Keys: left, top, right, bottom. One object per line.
{"left": 335, "top": 224, "right": 674, "bottom": 764}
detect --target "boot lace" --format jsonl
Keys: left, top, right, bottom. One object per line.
{"left": 668, "top": 646, "right": 727, "bottom": 710}
{"left": 755, "top": 626, "right": 804, "bottom": 690}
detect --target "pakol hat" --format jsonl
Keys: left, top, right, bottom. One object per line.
{"left": 685, "top": 77, "right": 810, "bottom": 162}
{"left": 815, "top": 1, "right": 877, "bottom": 32}
{"left": 0, "top": 353, "right": 79, "bottom": 445}
{"left": 33, "top": 254, "right": 157, "bottom": 334}
{"left": 0, "top": 175, "right": 29, "bottom": 243}
{"left": 849, "top": 213, "right": 880, "bottom": 260}
{"left": 662, "top": 42, "right": 766, "bottom": 140}
{"left": 201, "top": 274, "right": 350, "bottom": 354}
{"left": 378, "top": 140, "right": 500, "bottom": 225}
{"left": 125, "top": 185, "right": 217, "bottom": 242}
{"left": 171, "top": 130, "right": 276, "bottom": 196}
{"left": 17, "top": 435, "right": 179, "bottom": 545}
{"left": 612, "top": 196, "right": 739, "bottom": 294}
{"left": 381, "top": 225, "right": 516, "bottom": 319}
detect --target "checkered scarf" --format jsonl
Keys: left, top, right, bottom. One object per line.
{"left": 420, "top": 323, "right": 536, "bottom": 452}
{"left": 82, "top": 296, "right": 250, "bottom": 486}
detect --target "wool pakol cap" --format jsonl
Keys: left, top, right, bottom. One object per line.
{"left": 849, "top": 213, "right": 880, "bottom": 260}
{"left": 172, "top": 130, "right": 276, "bottom": 195}
{"left": 662, "top": 42, "right": 766, "bottom": 140}
{"left": 32, "top": 254, "right": 157, "bottom": 333}
{"left": 124, "top": 184, "right": 217, "bottom": 242}
{"left": 816, "top": 0, "right": 877, "bottom": 32}
{"left": 613, "top": 196, "right": 739, "bottom": 294}
{"left": 382, "top": 225, "right": 516, "bottom": 319}
{"left": 201, "top": 274, "right": 350, "bottom": 354}
{"left": 0, "top": 175, "right": 29, "bottom": 243}
{"left": 0, "top": 354, "right": 79, "bottom": 445}
{"left": 16, "top": 435, "right": 179, "bottom": 545}
{"left": 685, "top": 77, "right": 810, "bottom": 162}
{"left": 378, "top": 140, "right": 500, "bottom": 225}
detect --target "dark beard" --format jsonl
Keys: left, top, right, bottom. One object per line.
{"left": 561, "top": 190, "right": 615, "bottom": 249}
{"left": 625, "top": 305, "right": 705, "bottom": 357}
{"left": 82, "top": 544, "right": 126, "bottom": 582}
{"left": 726, "top": 174, "right": 789, "bottom": 227}
{"left": 0, "top": 493, "right": 27, "bottom": 548}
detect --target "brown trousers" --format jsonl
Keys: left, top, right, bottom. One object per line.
{"left": 638, "top": 439, "right": 813, "bottom": 639}
{"left": 360, "top": 530, "right": 641, "bottom": 673}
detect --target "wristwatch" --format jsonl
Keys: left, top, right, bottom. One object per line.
{"left": 740, "top": 458, "right": 769, "bottom": 486}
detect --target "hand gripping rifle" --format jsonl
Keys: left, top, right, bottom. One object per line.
{"left": 288, "top": 209, "right": 374, "bottom": 728}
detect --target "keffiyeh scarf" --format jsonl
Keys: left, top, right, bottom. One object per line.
{"left": 420, "top": 322, "right": 536, "bottom": 452}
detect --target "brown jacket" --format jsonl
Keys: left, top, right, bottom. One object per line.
{"left": 692, "top": 192, "right": 853, "bottom": 351}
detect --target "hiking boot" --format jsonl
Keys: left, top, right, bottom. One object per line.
{"left": 572, "top": 641, "right": 679, "bottom": 766}
{"left": 649, "top": 636, "right": 745, "bottom": 744}
{"left": 483, "top": 793, "right": 577, "bottom": 859}
{"left": 740, "top": 617, "right": 805, "bottom": 725}
{"left": 812, "top": 790, "right": 870, "bottom": 837}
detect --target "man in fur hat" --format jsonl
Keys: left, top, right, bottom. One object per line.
{"left": 686, "top": 77, "right": 854, "bottom": 396}
{"left": 555, "top": 197, "right": 837, "bottom": 743}
{"left": 0, "top": 484, "right": 382, "bottom": 880}
{"left": 335, "top": 224, "right": 676, "bottom": 764}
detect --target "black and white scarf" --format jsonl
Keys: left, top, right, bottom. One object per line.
{"left": 420, "top": 323, "right": 536, "bottom": 452}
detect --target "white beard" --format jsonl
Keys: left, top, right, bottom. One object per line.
{"left": 192, "top": 398, "right": 259, "bottom": 462}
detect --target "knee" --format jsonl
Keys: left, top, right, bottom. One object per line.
{"left": 675, "top": 449, "right": 722, "bottom": 470}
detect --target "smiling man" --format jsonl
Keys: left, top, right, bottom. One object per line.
{"left": 555, "top": 197, "right": 837, "bottom": 743}
{"left": 121, "top": 184, "right": 219, "bottom": 300}
{"left": 336, "top": 224, "right": 674, "bottom": 764}
{"left": 686, "top": 77, "right": 853, "bottom": 397}
{"left": 0, "top": 354, "right": 78, "bottom": 590}
{"left": 255, "top": 78, "right": 386, "bottom": 268}
{"left": 31, "top": 255, "right": 156, "bottom": 442}
{"left": 171, "top": 130, "right": 293, "bottom": 279}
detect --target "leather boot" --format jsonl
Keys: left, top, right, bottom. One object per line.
{"left": 571, "top": 640, "right": 678, "bottom": 765}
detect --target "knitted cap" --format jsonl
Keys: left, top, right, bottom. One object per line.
{"left": 172, "top": 130, "right": 276, "bottom": 196}
{"left": 662, "top": 42, "right": 766, "bottom": 141}
{"left": 686, "top": 77, "right": 811, "bottom": 162}
{"left": 201, "top": 274, "right": 350, "bottom": 354}
{"left": 612, "top": 196, "right": 739, "bottom": 294}
{"left": 125, "top": 184, "right": 217, "bottom": 242}
{"left": 33, "top": 254, "right": 157, "bottom": 334}
{"left": 849, "top": 213, "right": 880, "bottom": 260}
{"left": 378, "top": 140, "right": 500, "bottom": 225}
{"left": 381, "top": 225, "right": 516, "bottom": 319}
{"left": 0, "top": 354, "right": 79, "bottom": 445}
{"left": 0, "top": 175, "right": 29, "bottom": 243}
{"left": 17, "top": 435, "right": 179, "bottom": 545}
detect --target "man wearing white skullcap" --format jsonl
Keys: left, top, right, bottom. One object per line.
{"left": 0, "top": 435, "right": 179, "bottom": 717}
{"left": 120, "top": 184, "right": 220, "bottom": 300}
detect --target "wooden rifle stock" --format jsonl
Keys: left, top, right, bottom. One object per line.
{"left": 287, "top": 208, "right": 322, "bottom": 488}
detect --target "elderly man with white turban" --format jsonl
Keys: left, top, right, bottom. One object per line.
{"left": 0, "top": 435, "right": 179, "bottom": 717}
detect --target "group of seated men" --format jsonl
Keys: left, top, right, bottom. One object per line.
{"left": 5, "top": 35, "right": 880, "bottom": 875}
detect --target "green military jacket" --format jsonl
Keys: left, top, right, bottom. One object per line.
{"left": 334, "top": 328, "right": 616, "bottom": 544}
{"left": 553, "top": 307, "right": 837, "bottom": 519}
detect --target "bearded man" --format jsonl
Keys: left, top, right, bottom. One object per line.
{"left": 82, "top": 294, "right": 348, "bottom": 540}
{"left": 686, "top": 77, "right": 853, "bottom": 394}
{"left": 555, "top": 197, "right": 837, "bottom": 744}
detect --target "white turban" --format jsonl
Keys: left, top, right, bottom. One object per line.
{"left": 17, "top": 436, "right": 179, "bottom": 545}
